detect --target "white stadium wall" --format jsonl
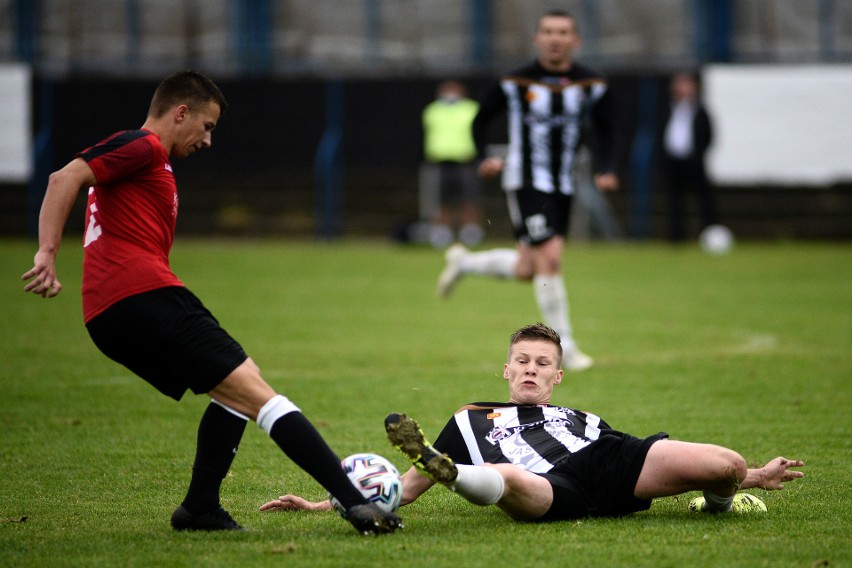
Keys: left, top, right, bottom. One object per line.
{"left": 704, "top": 65, "right": 852, "bottom": 186}
{"left": 0, "top": 64, "right": 32, "bottom": 183}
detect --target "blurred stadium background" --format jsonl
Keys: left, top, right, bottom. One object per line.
{"left": 1, "top": 0, "right": 850, "bottom": 240}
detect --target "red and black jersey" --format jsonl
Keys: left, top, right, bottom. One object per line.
{"left": 78, "top": 129, "right": 183, "bottom": 322}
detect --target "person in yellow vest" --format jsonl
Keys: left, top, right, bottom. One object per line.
{"left": 421, "top": 80, "right": 483, "bottom": 248}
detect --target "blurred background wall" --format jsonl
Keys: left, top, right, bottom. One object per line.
{"left": 1, "top": 0, "right": 850, "bottom": 240}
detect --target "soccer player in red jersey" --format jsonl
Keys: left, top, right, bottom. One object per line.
{"left": 22, "top": 71, "right": 401, "bottom": 535}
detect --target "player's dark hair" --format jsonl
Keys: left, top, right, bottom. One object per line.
{"left": 508, "top": 323, "right": 563, "bottom": 362}
{"left": 537, "top": 9, "right": 578, "bottom": 33}
{"left": 148, "top": 70, "right": 228, "bottom": 118}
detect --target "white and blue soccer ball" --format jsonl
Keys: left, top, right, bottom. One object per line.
{"left": 329, "top": 453, "right": 403, "bottom": 515}
{"left": 699, "top": 224, "right": 734, "bottom": 255}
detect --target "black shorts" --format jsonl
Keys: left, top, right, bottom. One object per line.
{"left": 506, "top": 187, "right": 573, "bottom": 245}
{"left": 537, "top": 431, "right": 669, "bottom": 520}
{"left": 85, "top": 286, "right": 248, "bottom": 401}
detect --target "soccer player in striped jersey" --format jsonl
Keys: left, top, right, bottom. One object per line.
{"left": 22, "top": 71, "right": 401, "bottom": 535}
{"left": 437, "top": 10, "right": 619, "bottom": 372}
{"left": 262, "top": 324, "right": 804, "bottom": 519}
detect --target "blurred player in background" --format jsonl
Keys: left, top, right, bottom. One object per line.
{"left": 437, "top": 10, "right": 619, "bottom": 372}
{"left": 21, "top": 70, "right": 401, "bottom": 536}
{"left": 420, "top": 80, "right": 483, "bottom": 248}
{"left": 262, "top": 324, "right": 805, "bottom": 521}
{"left": 661, "top": 72, "right": 716, "bottom": 242}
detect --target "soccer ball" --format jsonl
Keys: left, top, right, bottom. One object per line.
{"left": 329, "top": 453, "right": 403, "bottom": 515}
{"left": 699, "top": 224, "right": 734, "bottom": 255}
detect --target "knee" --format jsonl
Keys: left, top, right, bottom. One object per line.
{"left": 513, "top": 253, "right": 534, "bottom": 280}
{"left": 539, "top": 259, "right": 562, "bottom": 276}
{"left": 515, "top": 267, "right": 534, "bottom": 281}
{"left": 487, "top": 463, "right": 552, "bottom": 521}
{"left": 532, "top": 247, "right": 563, "bottom": 276}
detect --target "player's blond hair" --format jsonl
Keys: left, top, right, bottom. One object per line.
{"left": 508, "top": 323, "right": 563, "bottom": 362}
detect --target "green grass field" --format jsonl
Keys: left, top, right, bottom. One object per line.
{"left": 1, "top": 238, "right": 849, "bottom": 567}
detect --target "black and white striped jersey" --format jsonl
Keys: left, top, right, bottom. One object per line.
{"left": 473, "top": 60, "right": 616, "bottom": 195}
{"left": 432, "top": 403, "right": 612, "bottom": 474}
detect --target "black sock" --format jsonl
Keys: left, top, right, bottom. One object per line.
{"left": 269, "top": 412, "right": 366, "bottom": 510}
{"left": 181, "top": 402, "right": 247, "bottom": 515}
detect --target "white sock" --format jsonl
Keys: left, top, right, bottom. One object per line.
{"left": 460, "top": 248, "right": 518, "bottom": 278}
{"left": 448, "top": 465, "right": 505, "bottom": 506}
{"left": 256, "top": 395, "right": 301, "bottom": 435}
{"left": 533, "top": 274, "right": 576, "bottom": 351}
{"left": 702, "top": 490, "right": 734, "bottom": 512}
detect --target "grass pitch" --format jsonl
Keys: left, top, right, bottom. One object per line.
{"left": 1, "top": 238, "right": 849, "bottom": 567}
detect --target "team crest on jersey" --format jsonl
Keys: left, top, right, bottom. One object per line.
{"left": 484, "top": 414, "right": 576, "bottom": 446}
{"left": 485, "top": 425, "right": 512, "bottom": 444}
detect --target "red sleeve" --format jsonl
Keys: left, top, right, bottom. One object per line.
{"left": 79, "top": 130, "right": 154, "bottom": 185}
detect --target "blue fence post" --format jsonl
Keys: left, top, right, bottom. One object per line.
{"left": 14, "top": 0, "right": 37, "bottom": 63}
{"left": 818, "top": 0, "right": 837, "bottom": 62}
{"left": 627, "top": 77, "right": 658, "bottom": 240}
{"left": 580, "top": 0, "right": 601, "bottom": 58}
{"left": 314, "top": 80, "right": 344, "bottom": 239}
{"left": 28, "top": 79, "right": 54, "bottom": 239}
{"left": 470, "top": 0, "right": 492, "bottom": 65}
{"left": 234, "top": 0, "right": 273, "bottom": 75}
{"left": 16, "top": 0, "right": 46, "bottom": 238}
{"left": 364, "top": 0, "right": 381, "bottom": 66}
{"left": 126, "top": 0, "right": 140, "bottom": 70}
{"left": 695, "top": 0, "right": 732, "bottom": 62}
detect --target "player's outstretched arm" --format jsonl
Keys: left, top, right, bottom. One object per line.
{"left": 740, "top": 457, "right": 805, "bottom": 491}
{"left": 22, "top": 159, "right": 96, "bottom": 298}
{"left": 260, "top": 467, "right": 436, "bottom": 512}
{"left": 259, "top": 494, "right": 332, "bottom": 512}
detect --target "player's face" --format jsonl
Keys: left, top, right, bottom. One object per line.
{"left": 504, "top": 340, "right": 563, "bottom": 405}
{"left": 671, "top": 74, "right": 698, "bottom": 102}
{"left": 173, "top": 101, "right": 221, "bottom": 158}
{"left": 534, "top": 15, "right": 580, "bottom": 69}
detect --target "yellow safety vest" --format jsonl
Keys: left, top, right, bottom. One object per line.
{"left": 422, "top": 98, "right": 479, "bottom": 163}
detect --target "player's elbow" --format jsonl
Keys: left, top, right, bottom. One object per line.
{"left": 723, "top": 450, "right": 748, "bottom": 486}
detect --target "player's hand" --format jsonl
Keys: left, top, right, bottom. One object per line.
{"left": 594, "top": 173, "right": 620, "bottom": 192}
{"left": 22, "top": 250, "right": 62, "bottom": 298}
{"left": 758, "top": 457, "right": 805, "bottom": 490}
{"left": 478, "top": 157, "right": 504, "bottom": 178}
{"left": 259, "top": 494, "right": 332, "bottom": 512}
